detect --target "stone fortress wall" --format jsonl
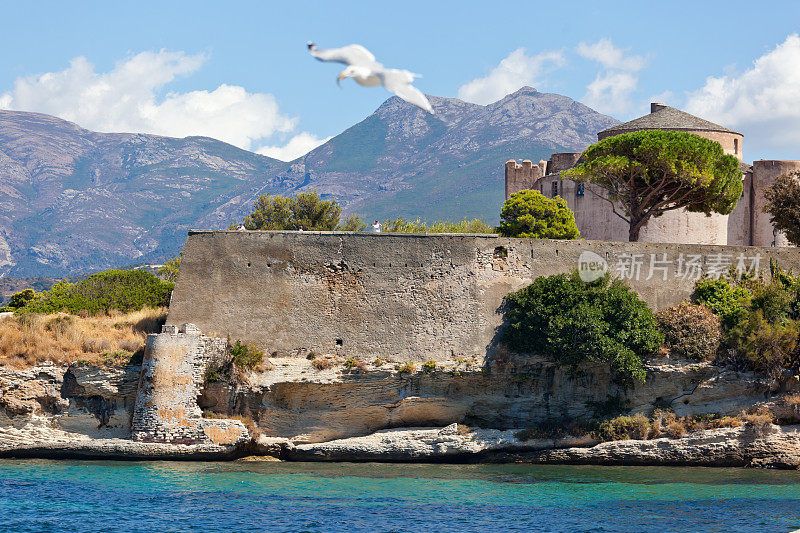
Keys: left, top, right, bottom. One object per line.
{"left": 131, "top": 323, "right": 249, "bottom": 446}
{"left": 166, "top": 230, "right": 800, "bottom": 364}
{"left": 505, "top": 103, "right": 800, "bottom": 247}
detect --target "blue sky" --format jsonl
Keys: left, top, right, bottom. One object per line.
{"left": 2, "top": 1, "right": 799, "bottom": 161}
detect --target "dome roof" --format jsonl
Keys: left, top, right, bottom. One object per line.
{"left": 599, "top": 104, "right": 742, "bottom": 138}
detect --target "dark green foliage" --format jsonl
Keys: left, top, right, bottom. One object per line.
{"left": 499, "top": 190, "right": 580, "bottom": 239}
{"left": 564, "top": 130, "right": 743, "bottom": 241}
{"left": 236, "top": 190, "right": 342, "bottom": 231}
{"left": 503, "top": 272, "right": 662, "bottom": 383}
{"left": 656, "top": 303, "right": 721, "bottom": 360}
{"left": 229, "top": 340, "right": 263, "bottom": 370}
{"left": 763, "top": 171, "right": 800, "bottom": 246}
{"left": 17, "top": 270, "right": 173, "bottom": 315}
{"left": 0, "top": 289, "right": 37, "bottom": 312}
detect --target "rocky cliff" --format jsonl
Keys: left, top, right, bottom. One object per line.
{"left": 3, "top": 351, "right": 800, "bottom": 467}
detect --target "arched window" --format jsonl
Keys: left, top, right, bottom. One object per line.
{"left": 551, "top": 181, "right": 558, "bottom": 197}
{"left": 734, "top": 138, "right": 739, "bottom": 155}
{"left": 576, "top": 183, "right": 585, "bottom": 197}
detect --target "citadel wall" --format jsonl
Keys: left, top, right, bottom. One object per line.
{"left": 167, "top": 231, "right": 800, "bottom": 363}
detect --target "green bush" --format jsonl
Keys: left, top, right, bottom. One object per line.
{"left": 735, "top": 313, "right": 799, "bottom": 379}
{"left": 0, "top": 288, "right": 37, "bottom": 312}
{"left": 503, "top": 272, "right": 662, "bottom": 383}
{"left": 691, "top": 278, "right": 752, "bottom": 331}
{"left": 379, "top": 217, "right": 496, "bottom": 234}
{"left": 229, "top": 340, "right": 263, "bottom": 370}
{"left": 18, "top": 270, "right": 173, "bottom": 315}
{"left": 656, "top": 303, "right": 721, "bottom": 360}
{"left": 422, "top": 360, "right": 437, "bottom": 373}
{"left": 595, "top": 413, "right": 652, "bottom": 441}
{"left": 235, "top": 190, "right": 342, "bottom": 231}
{"left": 498, "top": 190, "right": 580, "bottom": 239}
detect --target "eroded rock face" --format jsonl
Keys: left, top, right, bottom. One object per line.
{"left": 202, "top": 357, "right": 781, "bottom": 444}
{"left": 0, "top": 363, "right": 138, "bottom": 438}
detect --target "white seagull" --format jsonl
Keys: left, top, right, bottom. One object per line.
{"left": 307, "top": 42, "right": 434, "bottom": 114}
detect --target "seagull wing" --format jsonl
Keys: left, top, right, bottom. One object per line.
{"left": 308, "top": 44, "right": 377, "bottom": 67}
{"left": 380, "top": 69, "right": 434, "bottom": 114}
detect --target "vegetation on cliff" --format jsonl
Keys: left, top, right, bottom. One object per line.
{"left": 0, "top": 308, "right": 166, "bottom": 367}
{"left": 689, "top": 263, "right": 800, "bottom": 378}
{"left": 655, "top": 303, "right": 721, "bottom": 361}
{"left": 4, "top": 270, "right": 173, "bottom": 316}
{"left": 763, "top": 171, "right": 800, "bottom": 246}
{"left": 498, "top": 190, "right": 580, "bottom": 239}
{"left": 564, "top": 130, "right": 743, "bottom": 241}
{"left": 502, "top": 272, "right": 662, "bottom": 383}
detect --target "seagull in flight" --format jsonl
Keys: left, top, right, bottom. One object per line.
{"left": 307, "top": 42, "right": 434, "bottom": 114}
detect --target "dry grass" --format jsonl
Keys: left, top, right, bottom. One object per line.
{"left": 311, "top": 357, "right": 335, "bottom": 370}
{"left": 0, "top": 307, "right": 167, "bottom": 368}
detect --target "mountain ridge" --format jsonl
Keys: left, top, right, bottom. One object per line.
{"left": 0, "top": 87, "right": 619, "bottom": 276}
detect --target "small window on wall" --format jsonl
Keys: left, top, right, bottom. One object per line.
{"left": 551, "top": 181, "right": 558, "bottom": 197}
{"left": 734, "top": 138, "right": 739, "bottom": 155}
{"left": 576, "top": 183, "right": 585, "bottom": 197}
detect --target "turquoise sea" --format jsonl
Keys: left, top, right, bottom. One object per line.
{"left": 1, "top": 460, "right": 799, "bottom": 532}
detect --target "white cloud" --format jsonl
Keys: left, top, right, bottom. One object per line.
{"left": 576, "top": 39, "right": 646, "bottom": 115}
{"left": 257, "top": 132, "right": 332, "bottom": 162}
{"left": 576, "top": 39, "right": 646, "bottom": 71}
{"left": 0, "top": 50, "right": 322, "bottom": 157}
{"left": 685, "top": 34, "right": 800, "bottom": 149}
{"left": 457, "top": 48, "right": 565, "bottom": 105}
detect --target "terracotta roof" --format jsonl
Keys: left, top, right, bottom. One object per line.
{"left": 599, "top": 106, "right": 742, "bottom": 136}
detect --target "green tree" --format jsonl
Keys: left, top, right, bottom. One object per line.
{"left": 235, "top": 190, "right": 342, "bottom": 231}
{"left": 158, "top": 255, "right": 182, "bottom": 283}
{"left": 499, "top": 190, "right": 580, "bottom": 239}
{"left": 763, "top": 171, "right": 800, "bottom": 246}
{"left": 337, "top": 214, "right": 366, "bottom": 231}
{"left": 0, "top": 289, "right": 37, "bottom": 312}
{"left": 502, "top": 272, "right": 662, "bottom": 384}
{"left": 563, "top": 130, "right": 743, "bottom": 241}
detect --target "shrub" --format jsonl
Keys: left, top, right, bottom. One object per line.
{"left": 379, "top": 217, "right": 496, "bottom": 234}
{"left": 0, "top": 288, "right": 37, "bottom": 312}
{"left": 595, "top": 413, "right": 652, "bottom": 441}
{"left": 499, "top": 190, "right": 580, "bottom": 239}
{"left": 736, "top": 314, "right": 800, "bottom": 379}
{"left": 343, "top": 357, "right": 368, "bottom": 371}
{"left": 503, "top": 272, "right": 662, "bottom": 383}
{"left": 691, "top": 278, "right": 752, "bottom": 331}
{"left": 312, "top": 357, "right": 334, "bottom": 370}
{"left": 396, "top": 362, "right": 416, "bottom": 374}
{"left": 422, "top": 360, "right": 437, "bottom": 373}
{"left": 17, "top": 270, "right": 173, "bottom": 315}
{"left": 656, "top": 303, "right": 721, "bottom": 360}
{"left": 229, "top": 340, "right": 263, "bottom": 371}
{"left": 337, "top": 215, "right": 366, "bottom": 231}
{"left": 158, "top": 255, "right": 181, "bottom": 283}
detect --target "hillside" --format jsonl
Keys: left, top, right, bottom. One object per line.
{"left": 0, "top": 88, "right": 618, "bottom": 277}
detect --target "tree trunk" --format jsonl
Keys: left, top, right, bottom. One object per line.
{"left": 629, "top": 222, "right": 641, "bottom": 242}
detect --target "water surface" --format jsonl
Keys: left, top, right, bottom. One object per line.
{"left": 1, "top": 460, "right": 799, "bottom": 532}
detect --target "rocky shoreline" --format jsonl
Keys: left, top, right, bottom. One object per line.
{"left": 2, "top": 360, "right": 800, "bottom": 468}
{"left": 3, "top": 422, "right": 800, "bottom": 469}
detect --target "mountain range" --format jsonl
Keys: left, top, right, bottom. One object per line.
{"left": 0, "top": 87, "right": 618, "bottom": 277}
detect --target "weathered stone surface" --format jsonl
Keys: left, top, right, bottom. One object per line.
{"left": 168, "top": 231, "right": 800, "bottom": 363}
{"left": 131, "top": 324, "right": 248, "bottom": 446}
{"left": 287, "top": 423, "right": 596, "bottom": 462}
{"left": 515, "top": 425, "right": 800, "bottom": 469}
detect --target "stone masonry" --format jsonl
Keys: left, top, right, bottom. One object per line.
{"left": 131, "top": 323, "right": 249, "bottom": 446}
{"left": 167, "top": 231, "right": 800, "bottom": 363}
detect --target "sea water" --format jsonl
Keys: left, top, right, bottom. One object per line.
{"left": 1, "top": 460, "right": 799, "bottom": 532}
